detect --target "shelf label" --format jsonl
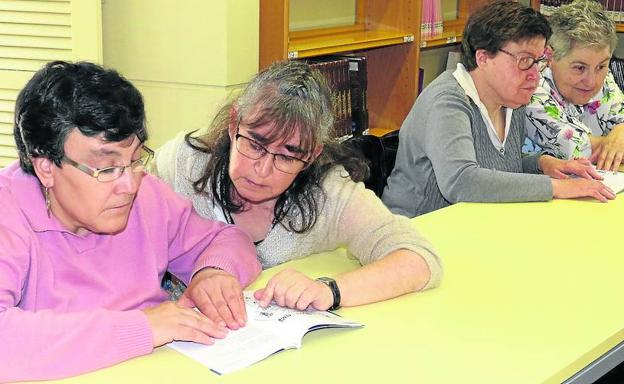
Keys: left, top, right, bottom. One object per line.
{"left": 404, "top": 35, "right": 414, "bottom": 43}
{"left": 446, "top": 36, "right": 457, "bottom": 44}
{"left": 287, "top": 51, "right": 299, "bottom": 59}
{"left": 420, "top": 41, "right": 427, "bottom": 48}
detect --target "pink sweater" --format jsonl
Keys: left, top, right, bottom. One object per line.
{"left": 0, "top": 162, "right": 261, "bottom": 382}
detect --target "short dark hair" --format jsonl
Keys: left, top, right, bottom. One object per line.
{"left": 461, "top": 1, "right": 552, "bottom": 71}
{"left": 14, "top": 61, "right": 147, "bottom": 174}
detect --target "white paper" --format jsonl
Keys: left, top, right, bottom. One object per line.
{"left": 596, "top": 169, "right": 624, "bottom": 194}
{"left": 168, "top": 291, "right": 362, "bottom": 374}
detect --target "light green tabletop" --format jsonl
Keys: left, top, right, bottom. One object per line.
{"left": 39, "top": 197, "right": 624, "bottom": 384}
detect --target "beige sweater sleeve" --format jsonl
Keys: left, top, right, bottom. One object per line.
{"left": 320, "top": 167, "right": 442, "bottom": 290}
{"left": 149, "top": 133, "right": 186, "bottom": 184}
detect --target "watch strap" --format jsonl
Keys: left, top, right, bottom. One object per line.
{"left": 316, "top": 277, "right": 341, "bottom": 310}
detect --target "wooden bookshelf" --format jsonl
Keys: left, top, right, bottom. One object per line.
{"left": 289, "top": 29, "right": 414, "bottom": 59}
{"left": 260, "top": 0, "right": 421, "bottom": 132}
{"left": 529, "top": 0, "right": 540, "bottom": 10}
{"left": 421, "top": 30, "right": 462, "bottom": 49}
{"left": 420, "top": 0, "right": 491, "bottom": 49}
{"left": 368, "top": 127, "right": 397, "bottom": 137}
{"left": 259, "top": 0, "right": 491, "bottom": 132}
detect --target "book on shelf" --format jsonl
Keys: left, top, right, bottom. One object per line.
{"left": 609, "top": 57, "right": 624, "bottom": 91}
{"left": 539, "top": 0, "right": 571, "bottom": 16}
{"left": 421, "top": 0, "right": 432, "bottom": 39}
{"left": 307, "top": 54, "right": 370, "bottom": 138}
{"left": 420, "top": 0, "right": 443, "bottom": 39}
{"left": 602, "top": 0, "right": 624, "bottom": 23}
{"left": 433, "top": 0, "right": 443, "bottom": 36}
{"left": 168, "top": 291, "right": 363, "bottom": 375}
{"left": 307, "top": 57, "right": 352, "bottom": 138}
{"left": 540, "top": 0, "right": 624, "bottom": 23}
{"left": 328, "top": 54, "right": 369, "bottom": 136}
{"left": 544, "top": 0, "right": 555, "bottom": 16}
{"left": 602, "top": 0, "right": 613, "bottom": 21}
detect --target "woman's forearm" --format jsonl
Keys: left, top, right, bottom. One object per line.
{"left": 335, "top": 249, "right": 431, "bottom": 307}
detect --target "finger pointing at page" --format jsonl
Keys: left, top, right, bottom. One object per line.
{"left": 182, "top": 268, "right": 247, "bottom": 330}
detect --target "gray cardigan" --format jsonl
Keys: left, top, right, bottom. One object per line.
{"left": 382, "top": 71, "right": 553, "bottom": 217}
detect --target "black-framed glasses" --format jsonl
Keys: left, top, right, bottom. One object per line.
{"left": 62, "top": 145, "right": 154, "bottom": 183}
{"left": 234, "top": 129, "right": 308, "bottom": 174}
{"left": 498, "top": 48, "right": 548, "bottom": 71}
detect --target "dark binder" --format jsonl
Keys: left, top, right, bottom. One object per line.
{"left": 307, "top": 57, "right": 352, "bottom": 138}
{"left": 324, "top": 54, "right": 369, "bottom": 136}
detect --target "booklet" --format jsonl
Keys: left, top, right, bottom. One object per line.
{"left": 168, "top": 291, "right": 363, "bottom": 375}
{"left": 596, "top": 169, "right": 624, "bottom": 194}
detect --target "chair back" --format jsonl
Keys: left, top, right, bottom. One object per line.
{"left": 342, "top": 131, "right": 399, "bottom": 197}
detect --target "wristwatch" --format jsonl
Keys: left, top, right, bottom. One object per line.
{"left": 316, "top": 277, "right": 341, "bottom": 310}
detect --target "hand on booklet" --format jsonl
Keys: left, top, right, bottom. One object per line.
{"left": 169, "top": 292, "right": 362, "bottom": 375}
{"left": 142, "top": 300, "right": 228, "bottom": 347}
{"left": 543, "top": 158, "right": 617, "bottom": 202}
{"left": 593, "top": 168, "right": 624, "bottom": 194}
{"left": 539, "top": 156, "right": 601, "bottom": 180}
{"left": 254, "top": 268, "right": 334, "bottom": 311}
{"left": 177, "top": 267, "right": 247, "bottom": 330}
{"left": 554, "top": 163, "right": 624, "bottom": 201}
{"left": 590, "top": 126, "right": 624, "bottom": 172}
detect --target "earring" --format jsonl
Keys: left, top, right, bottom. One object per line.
{"left": 44, "top": 186, "right": 51, "bottom": 217}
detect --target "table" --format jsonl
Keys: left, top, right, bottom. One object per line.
{"left": 39, "top": 197, "right": 624, "bottom": 384}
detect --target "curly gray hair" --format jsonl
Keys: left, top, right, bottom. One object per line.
{"left": 549, "top": 0, "right": 617, "bottom": 61}
{"left": 234, "top": 60, "right": 334, "bottom": 151}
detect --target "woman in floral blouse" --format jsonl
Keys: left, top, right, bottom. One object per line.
{"left": 524, "top": 0, "right": 624, "bottom": 171}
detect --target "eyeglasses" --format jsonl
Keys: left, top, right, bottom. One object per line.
{"left": 235, "top": 130, "right": 308, "bottom": 174}
{"left": 62, "top": 145, "right": 154, "bottom": 182}
{"left": 498, "top": 49, "right": 548, "bottom": 71}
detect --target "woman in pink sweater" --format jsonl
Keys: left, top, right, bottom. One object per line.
{"left": 0, "top": 61, "right": 261, "bottom": 381}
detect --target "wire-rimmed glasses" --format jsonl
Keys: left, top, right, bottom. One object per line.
{"left": 62, "top": 145, "right": 154, "bottom": 182}
{"left": 498, "top": 48, "right": 548, "bottom": 71}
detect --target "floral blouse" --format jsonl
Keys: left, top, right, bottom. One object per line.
{"left": 524, "top": 67, "right": 624, "bottom": 159}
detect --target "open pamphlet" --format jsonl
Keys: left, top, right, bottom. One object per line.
{"left": 168, "top": 291, "right": 363, "bottom": 375}
{"left": 595, "top": 168, "right": 624, "bottom": 194}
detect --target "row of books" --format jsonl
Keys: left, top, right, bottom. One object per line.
{"left": 540, "top": 0, "right": 624, "bottom": 22}
{"left": 421, "top": 0, "right": 444, "bottom": 39}
{"left": 540, "top": 0, "right": 572, "bottom": 16}
{"left": 307, "top": 55, "right": 368, "bottom": 139}
{"left": 600, "top": 0, "right": 624, "bottom": 22}
{"left": 538, "top": 0, "right": 572, "bottom": 15}
{"left": 609, "top": 57, "right": 624, "bottom": 91}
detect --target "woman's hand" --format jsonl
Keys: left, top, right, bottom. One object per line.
{"left": 253, "top": 268, "right": 334, "bottom": 311}
{"left": 142, "top": 301, "right": 228, "bottom": 347}
{"left": 539, "top": 155, "right": 602, "bottom": 180}
{"left": 551, "top": 178, "right": 615, "bottom": 202}
{"left": 590, "top": 125, "right": 624, "bottom": 171}
{"left": 177, "top": 267, "right": 247, "bottom": 330}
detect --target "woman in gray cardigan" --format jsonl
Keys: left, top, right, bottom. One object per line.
{"left": 153, "top": 61, "right": 441, "bottom": 320}
{"left": 382, "top": 1, "right": 614, "bottom": 218}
